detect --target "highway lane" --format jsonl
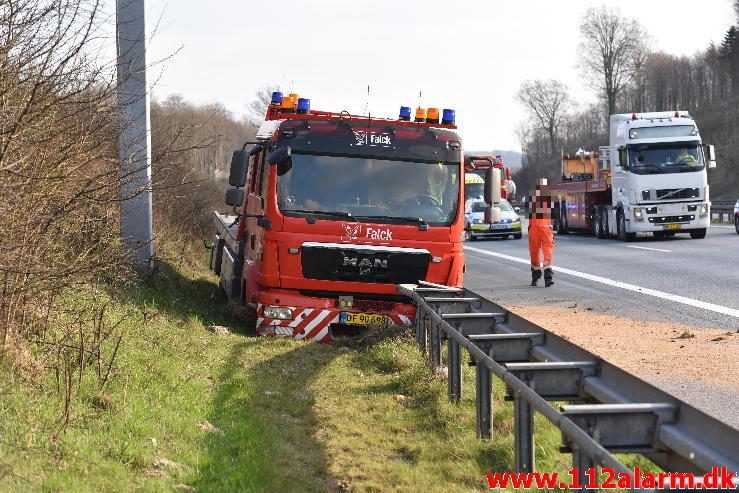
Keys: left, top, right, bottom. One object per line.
{"left": 462, "top": 224, "right": 739, "bottom": 428}
{"left": 463, "top": 224, "right": 739, "bottom": 331}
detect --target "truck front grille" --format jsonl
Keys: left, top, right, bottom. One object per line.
{"left": 655, "top": 188, "right": 700, "bottom": 200}
{"left": 301, "top": 243, "right": 430, "bottom": 284}
{"left": 648, "top": 215, "right": 695, "bottom": 224}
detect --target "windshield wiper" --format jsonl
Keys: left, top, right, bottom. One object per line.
{"left": 281, "top": 209, "right": 357, "bottom": 221}
{"left": 354, "top": 215, "right": 430, "bottom": 230}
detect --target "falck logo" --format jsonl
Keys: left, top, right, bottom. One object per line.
{"left": 342, "top": 223, "right": 362, "bottom": 241}
{"left": 353, "top": 130, "right": 392, "bottom": 147}
{"left": 353, "top": 131, "right": 368, "bottom": 146}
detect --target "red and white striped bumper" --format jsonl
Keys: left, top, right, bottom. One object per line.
{"left": 256, "top": 304, "right": 413, "bottom": 342}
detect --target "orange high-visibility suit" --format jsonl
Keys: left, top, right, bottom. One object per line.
{"left": 528, "top": 216, "right": 554, "bottom": 270}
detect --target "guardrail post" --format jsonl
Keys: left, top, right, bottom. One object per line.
{"left": 571, "top": 444, "right": 595, "bottom": 490}
{"left": 476, "top": 359, "right": 492, "bottom": 439}
{"left": 513, "top": 389, "right": 535, "bottom": 472}
{"left": 429, "top": 320, "right": 441, "bottom": 369}
{"left": 416, "top": 311, "right": 427, "bottom": 353}
{"left": 448, "top": 338, "right": 461, "bottom": 402}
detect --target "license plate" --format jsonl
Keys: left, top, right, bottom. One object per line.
{"left": 340, "top": 312, "right": 389, "bottom": 326}
{"left": 490, "top": 224, "right": 508, "bottom": 230}
{"left": 664, "top": 224, "right": 682, "bottom": 230}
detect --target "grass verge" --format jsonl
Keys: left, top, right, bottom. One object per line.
{"left": 1, "top": 254, "right": 652, "bottom": 492}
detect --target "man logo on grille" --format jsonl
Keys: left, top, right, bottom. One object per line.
{"left": 342, "top": 256, "right": 388, "bottom": 276}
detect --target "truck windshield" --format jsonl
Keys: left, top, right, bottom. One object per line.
{"left": 277, "top": 153, "right": 460, "bottom": 226}
{"left": 627, "top": 142, "right": 705, "bottom": 175}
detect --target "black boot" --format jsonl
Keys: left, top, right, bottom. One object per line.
{"left": 530, "top": 268, "right": 542, "bottom": 286}
{"left": 544, "top": 268, "right": 554, "bottom": 287}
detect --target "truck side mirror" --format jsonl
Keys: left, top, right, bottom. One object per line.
{"left": 268, "top": 146, "right": 292, "bottom": 175}
{"left": 225, "top": 188, "right": 244, "bottom": 207}
{"left": 617, "top": 147, "right": 627, "bottom": 169}
{"left": 229, "top": 150, "right": 249, "bottom": 187}
{"left": 705, "top": 144, "right": 717, "bottom": 168}
{"left": 256, "top": 217, "right": 272, "bottom": 230}
{"left": 484, "top": 167, "right": 501, "bottom": 206}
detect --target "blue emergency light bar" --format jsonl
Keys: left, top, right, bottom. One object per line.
{"left": 442, "top": 108, "right": 455, "bottom": 125}
{"left": 271, "top": 91, "right": 283, "bottom": 105}
{"left": 399, "top": 106, "right": 411, "bottom": 121}
{"left": 297, "top": 98, "right": 310, "bottom": 114}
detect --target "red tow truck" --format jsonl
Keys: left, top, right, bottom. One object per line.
{"left": 209, "top": 94, "right": 466, "bottom": 341}
{"left": 464, "top": 154, "right": 516, "bottom": 201}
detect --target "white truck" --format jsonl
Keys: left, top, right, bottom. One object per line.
{"left": 550, "top": 111, "right": 717, "bottom": 240}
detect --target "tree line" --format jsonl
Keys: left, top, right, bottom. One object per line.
{"left": 515, "top": 1, "right": 739, "bottom": 199}
{"left": 0, "top": 0, "right": 258, "bottom": 423}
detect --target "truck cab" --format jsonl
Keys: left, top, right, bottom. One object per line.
{"left": 608, "top": 112, "right": 716, "bottom": 239}
{"left": 210, "top": 96, "right": 465, "bottom": 341}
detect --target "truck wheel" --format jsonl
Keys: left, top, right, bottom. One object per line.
{"left": 689, "top": 228, "right": 707, "bottom": 239}
{"left": 463, "top": 229, "right": 471, "bottom": 242}
{"left": 617, "top": 210, "right": 636, "bottom": 242}
{"left": 600, "top": 208, "right": 610, "bottom": 239}
{"left": 558, "top": 203, "right": 569, "bottom": 235}
{"left": 513, "top": 233, "right": 522, "bottom": 240}
{"left": 594, "top": 207, "right": 602, "bottom": 238}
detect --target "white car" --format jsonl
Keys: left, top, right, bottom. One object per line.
{"left": 464, "top": 199, "right": 522, "bottom": 240}
{"left": 734, "top": 199, "right": 738, "bottom": 234}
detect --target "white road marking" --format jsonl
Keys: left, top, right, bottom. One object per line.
{"left": 626, "top": 245, "right": 672, "bottom": 253}
{"left": 464, "top": 245, "right": 739, "bottom": 319}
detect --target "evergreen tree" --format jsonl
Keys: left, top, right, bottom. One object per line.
{"left": 720, "top": 25, "right": 737, "bottom": 56}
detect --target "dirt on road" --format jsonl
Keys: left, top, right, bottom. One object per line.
{"left": 507, "top": 304, "right": 739, "bottom": 428}
{"left": 509, "top": 304, "right": 739, "bottom": 391}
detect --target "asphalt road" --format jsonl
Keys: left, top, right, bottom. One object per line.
{"left": 462, "top": 222, "right": 739, "bottom": 429}
{"left": 464, "top": 223, "right": 739, "bottom": 331}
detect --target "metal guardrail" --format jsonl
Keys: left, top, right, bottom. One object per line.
{"left": 712, "top": 199, "right": 736, "bottom": 223}
{"left": 399, "top": 281, "right": 738, "bottom": 486}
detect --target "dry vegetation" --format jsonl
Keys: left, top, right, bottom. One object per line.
{"left": 0, "top": 0, "right": 255, "bottom": 428}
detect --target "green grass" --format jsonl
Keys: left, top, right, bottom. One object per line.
{"left": 0, "top": 255, "right": 654, "bottom": 492}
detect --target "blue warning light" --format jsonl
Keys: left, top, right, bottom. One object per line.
{"left": 442, "top": 108, "right": 455, "bottom": 125}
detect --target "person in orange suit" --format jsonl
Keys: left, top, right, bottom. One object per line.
{"left": 528, "top": 182, "right": 555, "bottom": 287}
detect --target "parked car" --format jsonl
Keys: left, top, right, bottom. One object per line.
{"left": 464, "top": 199, "right": 522, "bottom": 240}
{"left": 734, "top": 198, "right": 739, "bottom": 234}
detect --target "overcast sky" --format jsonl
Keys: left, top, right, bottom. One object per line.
{"left": 129, "top": 0, "right": 735, "bottom": 151}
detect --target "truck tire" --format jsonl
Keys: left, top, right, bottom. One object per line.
{"left": 513, "top": 233, "right": 522, "bottom": 239}
{"left": 600, "top": 208, "right": 610, "bottom": 239}
{"left": 558, "top": 203, "right": 569, "bottom": 235}
{"left": 689, "top": 228, "right": 707, "bottom": 239}
{"left": 594, "top": 207, "right": 602, "bottom": 238}
{"left": 617, "top": 210, "right": 636, "bottom": 242}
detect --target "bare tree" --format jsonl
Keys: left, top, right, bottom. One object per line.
{"left": 246, "top": 85, "right": 279, "bottom": 125}
{"left": 578, "top": 6, "right": 650, "bottom": 116}
{"left": 516, "top": 79, "right": 570, "bottom": 155}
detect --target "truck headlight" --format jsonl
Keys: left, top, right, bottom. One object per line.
{"left": 513, "top": 217, "right": 521, "bottom": 223}
{"left": 633, "top": 207, "right": 644, "bottom": 221}
{"left": 700, "top": 203, "right": 709, "bottom": 216}
{"left": 263, "top": 306, "right": 293, "bottom": 320}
